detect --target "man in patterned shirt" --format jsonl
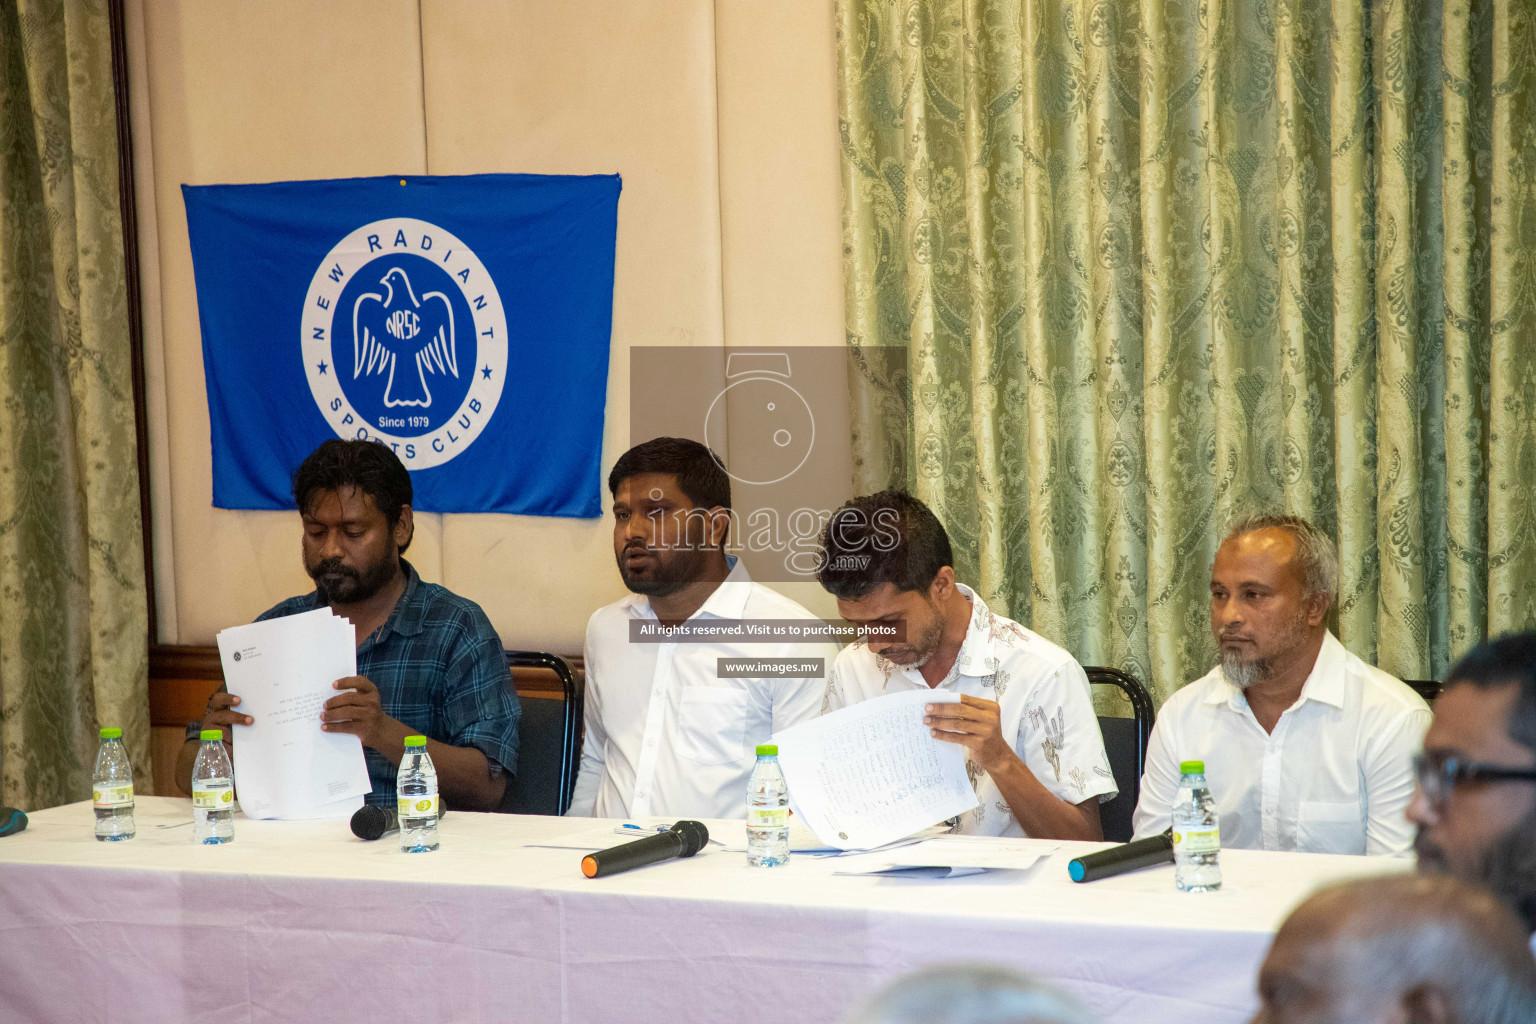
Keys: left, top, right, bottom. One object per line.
{"left": 817, "top": 490, "right": 1115, "bottom": 840}
{"left": 175, "top": 440, "right": 519, "bottom": 811}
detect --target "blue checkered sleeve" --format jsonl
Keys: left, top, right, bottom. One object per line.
{"left": 440, "top": 634, "right": 520, "bottom": 777}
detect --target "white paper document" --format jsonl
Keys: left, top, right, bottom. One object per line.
{"left": 772, "top": 689, "right": 979, "bottom": 851}
{"left": 217, "top": 608, "right": 371, "bottom": 820}
{"left": 832, "top": 836, "right": 1057, "bottom": 877}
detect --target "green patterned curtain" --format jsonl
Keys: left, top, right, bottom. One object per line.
{"left": 0, "top": 0, "right": 149, "bottom": 808}
{"left": 839, "top": 0, "right": 1536, "bottom": 706}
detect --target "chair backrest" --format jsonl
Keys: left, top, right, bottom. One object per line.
{"left": 1403, "top": 679, "right": 1443, "bottom": 704}
{"left": 498, "top": 651, "right": 583, "bottom": 815}
{"left": 1084, "top": 666, "right": 1156, "bottom": 844}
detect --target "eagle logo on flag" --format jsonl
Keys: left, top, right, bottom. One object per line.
{"left": 351, "top": 266, "right": 459, "bottom": 408}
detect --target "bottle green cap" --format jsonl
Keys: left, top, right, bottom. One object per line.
{"left": 756, "top": 744, "right": 778, "bottom": 756}
{"left": 99, "top": 727, "right": 121, "bottom": 739}
{"left": 404, "top": 735, "right": 427, "bottom": 747}
{"left": 200, "top": 729, "right": 223, "bottom": 742}
{"left": 1179, "top": 760, "right": 1206, "bottom": 775}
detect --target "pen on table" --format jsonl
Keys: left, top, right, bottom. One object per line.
{"left": 612, "top": 823, "right": 670, "bottom": 836}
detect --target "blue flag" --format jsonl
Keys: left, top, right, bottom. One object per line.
{"left": 183, "top": 172, "right": 620, "bottom": 516}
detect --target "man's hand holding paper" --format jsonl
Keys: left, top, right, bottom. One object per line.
{"left": 772, "top": 689, "right": 979, "bottom": 851}
{"left": 924, "top": 694, "right": 1013, "bottom": 772}
{"left": 218, "top": 608, "right": 372, "bottom": 821}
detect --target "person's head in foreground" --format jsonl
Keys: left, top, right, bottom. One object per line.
{"left": 1210, "top": 514, "right": 1338, "bottom": 690}
{"left": 1253, "top": 874, "right": 1536, "bottom": 1024}
{"left": 608, "top": 436, "right": 732, "bottom": 597}
{"left": 294, "top": 438, "right": 414, "bottom": 606}
{"left": 844, "top": 964, "right": 1095, "bottom": 1024}
{"left": 1408, "top": 632, "right": 1536, "bottom": 935}
{"left": 818, "top": 489, "right": 961, "bottom": 669}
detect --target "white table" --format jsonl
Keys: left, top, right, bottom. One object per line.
{"left": 0, "top": 798, "right": 1403, "bottom": 1024}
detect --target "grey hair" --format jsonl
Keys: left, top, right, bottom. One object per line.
{"left": 1293, "top": 875, "right": 1536, "bottom": 1024}
{"left": 843, "top": 965, "right": 1095, "bottom": 1024}
{"left": 1223, "top": 513, "right": 1340, "bottom": 605}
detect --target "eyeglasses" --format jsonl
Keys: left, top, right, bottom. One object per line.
{"left": 1413, "top": 752, "right": 1536, "bottom": 810}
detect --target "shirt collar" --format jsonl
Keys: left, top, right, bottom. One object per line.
{"left": 625, "top": 555, "right": 752, "bottom": 621}
{"left": 383, "top": 559, "right": 428, "bottom": 638}
{"left": 951, "top": 584, "right": 1001, "bottom": 678}
{"left": 896, "top": 582, "right": 997, "bottom": 688}
{"left": 1203, "top": 629, "right": 1346, "bottom": 710}
{"left": 299, "top": 559, "right": 424, "bottom": 653}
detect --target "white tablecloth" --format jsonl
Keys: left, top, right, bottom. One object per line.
{"left": 0, "top": 797, "right": 1404, "bottom": 1024}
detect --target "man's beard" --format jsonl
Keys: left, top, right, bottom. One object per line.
{"left": 309, "top": 554, "right": 396, "bottom": 605}
{"left": 876, "top": 613, "right": 946, "bottom": 671}
{"left": 1219, "top": 609, "right": 1310, "bottom": 690}
{"left": 617, "top": 542, "right": 709, "bottom": 598}
{"left": 1417, "top": 809, "right": 1536, "bottom": 934}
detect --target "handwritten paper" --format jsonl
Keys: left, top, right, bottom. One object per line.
{"left": 216, "top": 608, "right": 371, "bottom": 819}
{"left": 773, "top": 689, "right": 979, "bottom": 850}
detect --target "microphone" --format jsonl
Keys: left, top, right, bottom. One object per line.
{"left": 0, "top": 806, "right": 26, "bottom": 838}
{"left": 350, "top": 803, "right": 447, "bottom": 841}
{"left": 581, "top": 820, "right": 709, "bottom": 878}
{"left": 1067, "top": 831, "right": 1174, "bottom": 883}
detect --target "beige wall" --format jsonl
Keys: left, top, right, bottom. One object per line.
{"left": 127, "top": 0, "right": 845, "bottom": 652}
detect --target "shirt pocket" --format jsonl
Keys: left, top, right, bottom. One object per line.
{"left": 1297, "top": 799, "right": 1366, "bottom": 855}
{"left": 676, "top": 686, "right": 750, "bottom": 767}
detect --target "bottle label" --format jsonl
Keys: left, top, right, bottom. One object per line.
{"left": 748, "top": 807, "right": 788, "bottom": 829}
{"left": 1172, "top": 826, "right": 1220, "bottom": 853}
{"left": 399, "top": 794, "right": 438, "bottom": 818}
{"left": 93, "top": 784, "right": 134, "bottom": 808}
{"left": 192, "top": 782, "right": 233, "bottom": 809}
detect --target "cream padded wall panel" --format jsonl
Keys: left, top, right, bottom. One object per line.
{"left": 136, "top": 0, "right": 433, "bottom": 643}
{"left": 418, "top": 0, "right": 725, "bottom": 652}
{"left": 714, "top": 0, "right": 844, "bottom": 350}
{"left": 714, "top": 0, "right": 848, "bottom": 621}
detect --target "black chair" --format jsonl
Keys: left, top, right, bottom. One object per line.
{"left": 1404, "top": 679, "right": 1442, "bottom": 704}
{"left": 498, "top": 651, "right": 584, "bottom": 815}
{"left": 1085, "top": 666, "right": 1157, "bottom": 843}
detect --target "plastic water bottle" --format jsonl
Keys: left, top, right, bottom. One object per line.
{"left": 398, "top": 735, "right": 439, "bottom": 853}
{"left": 1172, "top": 760, "right": 1221, "bottom": 891}
{"left": 191, "top": 729, "right": 235, "bottom": 844}
{"left": 92, "top": 727, "right": 135, "bottom": 841}
{"left": 746, "top": 744, "right": 790, "bottom": 867}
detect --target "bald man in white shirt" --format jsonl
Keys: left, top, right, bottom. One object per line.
{"left": 1132, "top": 514, "right": 1430, "bottom": 855}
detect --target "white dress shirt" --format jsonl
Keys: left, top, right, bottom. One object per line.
{"left": 569, "top": 558, "right": 840, "bottom": 820}
{"left": 823, "top": 585, "right": 1117, "bottom": 837}
{"left": 1132, "top": 631, "right": 1431, "bottom": 855}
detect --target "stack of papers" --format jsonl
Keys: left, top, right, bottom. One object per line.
{"left": 832, "top": 836, "right": 1058, "bottom": 878}
{"left": 772, "top": 689, "right": 980, "bottom": 850}
{"left": 216, "top": 607, "right": 371, "bottom": 820}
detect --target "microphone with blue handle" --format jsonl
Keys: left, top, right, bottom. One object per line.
{"left": 0, "top": 806, "right": 28, "bottom": 838}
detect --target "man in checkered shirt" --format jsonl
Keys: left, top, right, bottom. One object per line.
{"left": 176, "top": 440, "right": 519, "bottom": 811}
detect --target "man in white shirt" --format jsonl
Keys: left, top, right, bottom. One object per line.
{"left": 1132, "top": 514, "right": 1430, "bottom": 855}
{"left": 568, "top": 437, "right": 838, "bottom": 820}
{"left": 818, "top": 491, "right": 1115, "bottom": 840}
{"left": 1409, "top": 632, "right": 1536, "bottom": 952}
